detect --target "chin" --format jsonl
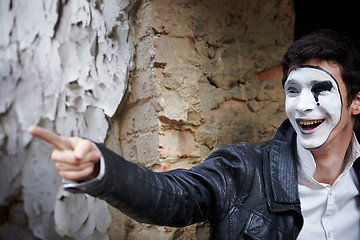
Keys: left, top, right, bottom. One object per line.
{"left": 297, "top": 135, "right": 328, "bottom": 150}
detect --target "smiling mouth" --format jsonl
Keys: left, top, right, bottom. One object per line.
{"left": 297, "top": 119, "right": 324, "bottom": 131}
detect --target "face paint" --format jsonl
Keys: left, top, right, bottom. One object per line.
{"left": 284, "top": 65, "right": 342, "bottom": 149}
{"left": 312, "top": 81, "right": 333, "bottom": 106}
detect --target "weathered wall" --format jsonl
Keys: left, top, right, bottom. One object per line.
{"left": 0, "top": 0, "right": 133, "bottom": 239}
{"left": 106, "top": 0, "right": 294, "bottom": 239}
{"left": 0, "top": 0, "right": 294, "bottom": 239}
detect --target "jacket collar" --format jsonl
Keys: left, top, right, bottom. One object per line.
{"left": 350, "top": 128, "right": 360, "bottom": 179}
{"left": 265, "top": 120, "right": 360, "bottom": 207}
{"left": 263, "top": 119, "right": 301, "bottom": 211}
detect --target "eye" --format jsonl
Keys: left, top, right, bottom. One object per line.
{"left": 311, "top": 81, "right": 333, "bottom": 94}
{"left": 285, "top": 87, "right": 299, "bottom": 95}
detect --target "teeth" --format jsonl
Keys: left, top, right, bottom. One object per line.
{"left": 298, "top": 120, "right": 324, "bottom": 126}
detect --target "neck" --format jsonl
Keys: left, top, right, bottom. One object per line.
{"left": 310, "top": 128, "right": 353, "bottom": 185}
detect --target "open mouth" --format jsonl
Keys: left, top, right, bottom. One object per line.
{"left": 297, "top": 119, "right": 324, "bottom": 131}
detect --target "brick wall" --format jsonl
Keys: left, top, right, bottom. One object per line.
{"left": 106, "top": 0, "right": 294, "bottom": 239}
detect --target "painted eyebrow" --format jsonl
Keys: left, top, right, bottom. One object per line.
{"left": 285, "top": 78, "right": 332, "bottom": 85}
{"left": 310, "top": 79, "right": 332, "bottom": 85}
{"left": 284, "top": 79, "right": 296, "bottom": 85}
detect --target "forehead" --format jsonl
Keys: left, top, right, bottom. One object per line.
{"left": 285, "top": 65, "right": 338, "bottom": 85}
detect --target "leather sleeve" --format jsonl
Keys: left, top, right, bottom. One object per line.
{"left": 65, "top": 143, "right": 240, "bottom": 227}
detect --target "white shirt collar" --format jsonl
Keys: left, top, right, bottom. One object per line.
{"left": 297, "top": 133, "right": 360, "bottom": 187}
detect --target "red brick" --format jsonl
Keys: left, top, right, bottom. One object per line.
{"left": 159, "top": 129, "right": 198, "bottom": 158}
{"left": 256, "top": 65, "right": 282, "bottom": 82}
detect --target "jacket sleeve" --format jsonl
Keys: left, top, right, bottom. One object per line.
{"left": 64, "top": 143, "right": 239, "bottom": 227}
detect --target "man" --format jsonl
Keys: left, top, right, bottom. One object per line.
{"left": 29, "top": 29, "right": 360, "bottom": 239}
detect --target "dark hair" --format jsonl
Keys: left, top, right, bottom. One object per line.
{"left": 281, "top": 29, "right": 360, "bottom": 107}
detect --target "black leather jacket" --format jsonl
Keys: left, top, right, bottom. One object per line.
{"left": 66, "top": 119, "right": 360, "bottom": 239}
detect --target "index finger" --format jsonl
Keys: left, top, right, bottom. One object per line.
{"left": 28, "top": 126, "right": 74, "bottom": 150}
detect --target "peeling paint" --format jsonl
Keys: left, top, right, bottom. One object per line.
{"left": 54, "top": 188, "right": 110, "bottom": 239}
{"left": 0, "top": 0, "right": 133, "bottom": 239}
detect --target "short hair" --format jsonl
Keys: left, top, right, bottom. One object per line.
{"left": 281, "top": 29, "right": 360, "bottom": 107}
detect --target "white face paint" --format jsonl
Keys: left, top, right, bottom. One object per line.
{"left": 284, "top": 66, "right": 342, "bottom": 149}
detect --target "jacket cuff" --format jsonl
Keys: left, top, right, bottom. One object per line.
{"left": 63, "top": 142, "right": 105, "bottom": 192}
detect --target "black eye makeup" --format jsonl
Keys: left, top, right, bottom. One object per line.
{"left": 311, "top": 80, "right": 333, "bottom": 106}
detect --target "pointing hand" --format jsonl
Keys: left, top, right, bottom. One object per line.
{"left": 28, "top": 126, "right": 101, "bottom": 181}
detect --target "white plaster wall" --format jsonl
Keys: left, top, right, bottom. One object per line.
{"left": 0, "top": 0, "right": 133, "bottom": 239}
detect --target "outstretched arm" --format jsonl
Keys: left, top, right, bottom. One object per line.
{"left": 28, "top": 126, "right": 226, "bottom": 227}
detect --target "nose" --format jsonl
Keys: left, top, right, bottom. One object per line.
{"left": 296, "top": 90, "right": 317, "bottom": 113}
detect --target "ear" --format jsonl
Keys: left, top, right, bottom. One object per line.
{"left": 351, "top": 92, "right": 360, "bottom": 115}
